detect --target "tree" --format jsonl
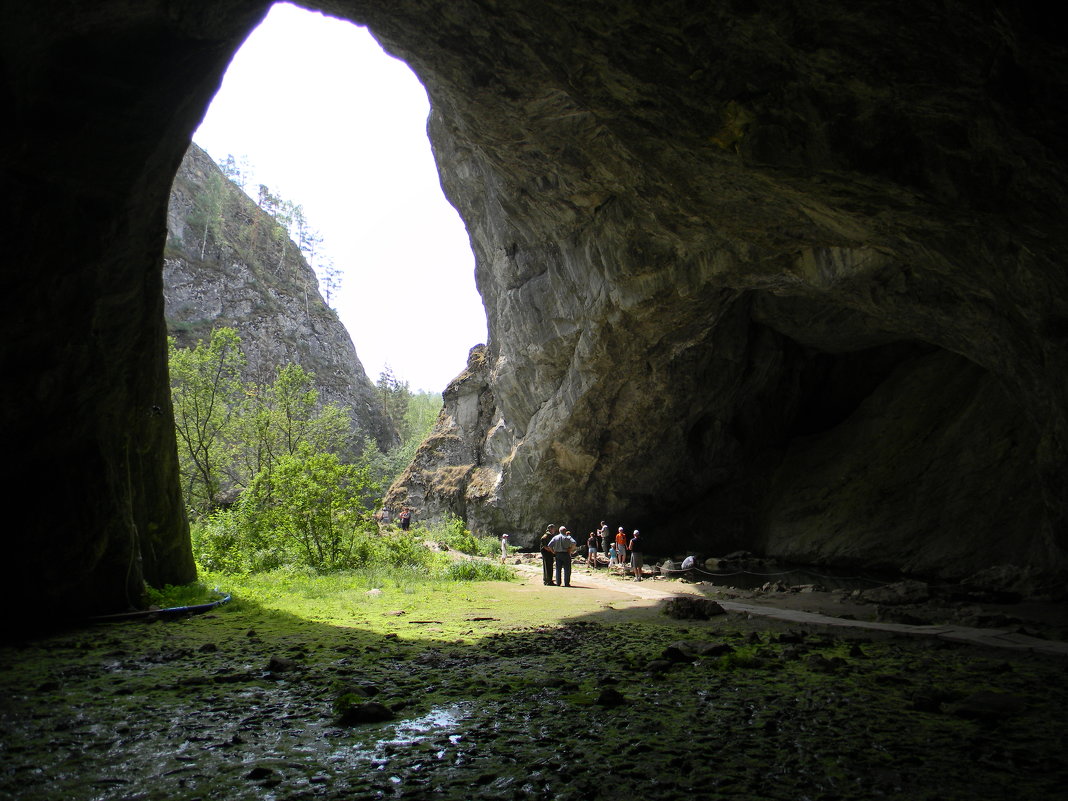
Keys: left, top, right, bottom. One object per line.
{"left": 217, "top": 153, "right": 251, "bottom": 189}
{"left": 233, "top": 446, "right": 379, "bottom": 572}
{"left": 376, "top": 365, "right": 412, "bottom": 441}
{"left": 215, "top": 362, "right": 351, "bottom": 498}
{"left": 189, "top": 171, "right": 227, "bottom": 259}
{"left": 169, "top": 328, "right": 246, "bottom": 514}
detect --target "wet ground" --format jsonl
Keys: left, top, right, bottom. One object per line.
{"left": 1, "top": 571, "right": 1066, "bottom": 800}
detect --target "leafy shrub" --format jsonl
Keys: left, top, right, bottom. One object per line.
{"left": 443, "top": 560, "right": 515, "bottom": 582}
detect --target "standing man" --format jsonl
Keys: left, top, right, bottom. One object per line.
{"left": 615, "top": 527, "right": 627, "bottom": 566}
{"left": 399, "top": 507, "right": 412, "bottom": 531}
{"left": 628, "top": 529, "right": 644, "bottom": 581}
{"left": 599, "top": 521, "right": 611, "bottom": 558}
{"left": 548, "top": 526, "right": 577, "bottom": 587}
{"left": 500, "top": 533, "right": 510, "bottom": 563}
{"left": 540, "top": 525, "right": 557, "bottom": 585}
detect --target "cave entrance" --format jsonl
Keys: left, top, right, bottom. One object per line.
{"left": 193, "top": 1, "right": 486, "bottom": 395}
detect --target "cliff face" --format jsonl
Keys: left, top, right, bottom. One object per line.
{"left": 4, "top": 0, "right": 1067, "bottom": 624}
{"left": 164, "top": 143, "right": 396, "bottom": 452}
{"left": 366, "top": 0, "right": 1067, "bottom": 581}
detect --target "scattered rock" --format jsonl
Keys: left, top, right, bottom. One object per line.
{"left": 861, "top": 580, "right": 930, "bottom": 605}
{"left": 805, "top": 654, "right": 845, "bottom": 673}
{"left": 949, "top": 692, "right": 1027, "bottom": 721}
{"left": 692, "top": 641, "right": 734, "bottom": 657}
{"left": 267, "top": 655, "right": 300, "bottom": 673}
{"left": 245, "top": 766, "right": 275, "bottom": 781}
{"left": 366, "top": 589, "right": 383, "bottom": 597}
{"left": 596, "top": 688, "right": 626, "bottom": 707}
{"left": 661, "top": 597, "right": 725, "bottom": 620}
{"left": 645, "top": 659, "right": 674, "bottom": 674}
{"left": 336, "top": 698, "right": 395, "bottom": 725}
{"left": 911, "top": 688, "right": 952, "bottom": 713}
{"left": 662, "top": 642, "right": 696, "bottom": 663}
{"left": 876, "top": 606, "right": 928, "bottom": 625}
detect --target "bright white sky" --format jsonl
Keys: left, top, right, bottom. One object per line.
{"left": 193, "top": 2, "right": 486, "bottom": 393}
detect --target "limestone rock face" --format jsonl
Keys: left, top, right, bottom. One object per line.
{"left": 164, "top": 143, "right": 396, "bottom": 452}
{"left": 3, "top": 0, "right": 1067, "bottom": 624}
{"left": 363, "top": 0, "right": 1068, "bottom": 579}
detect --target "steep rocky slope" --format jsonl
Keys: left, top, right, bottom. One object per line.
{"left": 164, "top": 143, "right": 395, "bottom": 452}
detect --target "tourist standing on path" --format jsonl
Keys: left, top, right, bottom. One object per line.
{"left": 615, "top": 527, "right": 627, "bottom": 566}
{"left": 540, "top": 525, "right": 557, "bottom": 585}
{"left": 598, "top": 521, "right": 610, "bottom": 557}
{"left": 586, "top": 532, "right": 598, "bottom": 569}
{"left": 548, "top": 526, "right": 577, "bottom": 587}
{"left": 628, "top": 529, "right": 644, "bottom": 580}
{"left": 399, "top": 508, "right": 412, "bottom": 531}
{"left": 500, "top": 533, "right": 509, "bottom": 563}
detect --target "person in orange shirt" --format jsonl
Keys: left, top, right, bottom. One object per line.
{"left": 615, "top": 527, "right": 627, "bottom": 565}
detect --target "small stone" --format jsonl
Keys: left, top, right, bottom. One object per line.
{"left": 268, "top": 655, "right": 300, "bottom": 673}
{"left": 596, "top": 688, "right": 626, "bottom": 707}
{"left": 337, "top": 700, "right": 395, "bottom": 725}
{"left": 661, "top": 596, "right": 726, "bottom": 620}
{"left": 949, "top": 692, "right": 1027, "bottom": 720}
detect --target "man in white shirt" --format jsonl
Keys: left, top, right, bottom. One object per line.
{"left": 547, "top": 527, "right": 577, "bottom": 587}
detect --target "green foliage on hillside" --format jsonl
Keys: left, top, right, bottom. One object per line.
{"left": 170, "top": 327, "right": 456, "bottom": 577}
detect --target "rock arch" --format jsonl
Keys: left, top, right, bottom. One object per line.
{"left": 3, "top": 0, "right": 1066, "bottom": 625}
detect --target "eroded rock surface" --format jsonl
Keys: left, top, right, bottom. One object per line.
{"left": 165, "top": 143, "right": 395, "bottom": 451}
{"left": 371, "top": 1, "right": 1068, "bottom": 581}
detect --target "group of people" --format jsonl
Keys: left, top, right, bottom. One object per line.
{"left": 537, "top": 521, "right": 644, "bottom": 587}
{"left": 376, "top": 506, "right": 413, "bottom": 530}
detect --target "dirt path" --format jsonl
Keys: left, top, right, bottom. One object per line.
{"left": 510, "top": 559, "right": 1068, "bottom": 656}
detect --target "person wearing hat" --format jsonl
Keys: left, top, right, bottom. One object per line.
{"left": 615, "top": 527, "right": 627, "bottom": 566}
{"left": 540, "top": 525, "right": 557, "bottom": 585}
{"left": 500, "top": 533, "right": 510, "bottom": 563}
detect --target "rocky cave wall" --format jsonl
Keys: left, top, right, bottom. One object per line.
{"left": 2, "top": 1, "right": 1066, "bottom": 626}
{"left": 368, "top": 0, "right": 1068, "bottom": 580}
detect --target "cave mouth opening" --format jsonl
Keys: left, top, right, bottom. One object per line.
{"left": 191, "top": 0, "right": 486, "bottom": 395}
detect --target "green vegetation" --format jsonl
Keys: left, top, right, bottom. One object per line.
{"left": 169, "top": 327, "right": 354, "bottom": 518}
{"left": 169, "top": 328, "right": 460, "bottom": 580}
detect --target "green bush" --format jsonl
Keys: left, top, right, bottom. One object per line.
{"left": 443, "top": 560, "right": 515, "bottom": 582}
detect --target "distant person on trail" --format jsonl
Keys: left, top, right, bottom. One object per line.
{"left": 615, "top": 527, "right": 627, "bottom": 565}
{"left": 628, "top": 529, "right": 644, "bottom": 581}
{"left": 548, "top": 526, "right": 577, "bottom": 587}
{"left": 380, "top": 507, "right": 392, "bottom": 525}
{"left": 587, "top": 532, "right": 598, "bottom": 569}
{"left": 540, "top": 525, "right": 557, "bottom": 585}
{"left": 599, "top": 521, "right": 610, "bottom": 556}
{"left": 500, "top": 533, "right": 510, "bottom": 562}
{"left": 399, "top": 507, "right": 412, "bottom": 531}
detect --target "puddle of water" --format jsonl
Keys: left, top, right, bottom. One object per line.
{"left": 337, "top": 704, "right": 467, "bottom": 769}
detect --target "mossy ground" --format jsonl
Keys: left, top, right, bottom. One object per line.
{"left": 1, "top": 565, "right": 1065, "bottom": 800}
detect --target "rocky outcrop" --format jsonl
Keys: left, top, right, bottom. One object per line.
{"left": 164, "top": 143, "right": 395, "bottom": 452}
{"left": 3, "top": 0, "right": 1067, "bottom": 624}
{"left": 365, "top": 0, "right": 1068, "bottom": 581}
